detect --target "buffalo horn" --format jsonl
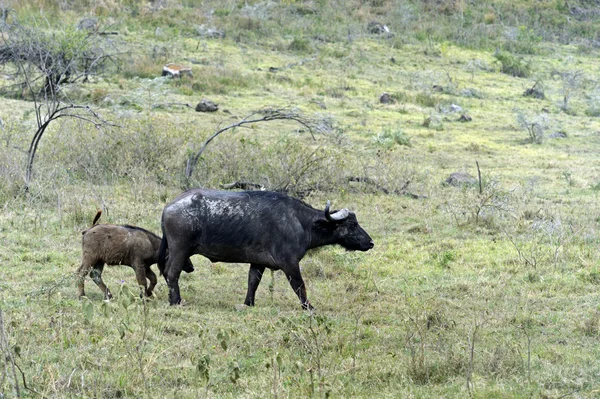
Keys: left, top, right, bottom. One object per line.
{"left": 324, "top": 200, "right": 350, "bottom": 222}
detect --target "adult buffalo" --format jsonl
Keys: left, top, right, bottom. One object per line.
{"left": 157, "top": 189, "right": 374, "bottom": 309}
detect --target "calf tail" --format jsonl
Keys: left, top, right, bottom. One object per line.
{"left": 157, "top": 223, "right": 168, "bottom": 276}
{"left": 82, "top": 210, "right": 102, "bottom": 235}
{"left": 92, "top": 210, "right": 102, "bottom": 226}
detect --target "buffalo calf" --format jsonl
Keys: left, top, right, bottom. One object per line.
{"left": 76, "top": 211, "right": 193, "bottom": 300}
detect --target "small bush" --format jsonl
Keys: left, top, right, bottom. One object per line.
{"left": 372, "top": 124, "right": 411, "bottom": 148}
{"left": 288, "top": 36, "right": 312, "bottom": 52}
{"left": 494, "top": 51, "right": 531, "bottom": 78}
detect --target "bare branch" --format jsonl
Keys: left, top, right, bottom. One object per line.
{"left": 185, "top": 107, "right": 330, "bottom": 179}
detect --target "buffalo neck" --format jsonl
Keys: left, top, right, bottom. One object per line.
{"left": 308, "top": 212, "right": 337, "bottom": 250}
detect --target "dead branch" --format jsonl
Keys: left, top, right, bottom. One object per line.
{"left": 220, "top": 181, "right": 265, "bottom": 190}
{"left": 0, "top": 309, "right": 20, "bottom": 398}
{"left": 347, "top": 177, "right": 427, "bottom": 198}
{"left": 185, "top": 107, "right": 330, "bottom": 179}
{"left": 151, "top": 102, "right": 195, "bottom": 110}
{"left": 267, "top": 57, "right": 316, "bottom": 73}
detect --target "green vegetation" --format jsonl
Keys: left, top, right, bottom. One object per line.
{"left": 1, "top": 0, "right": 600, "bottom": 397}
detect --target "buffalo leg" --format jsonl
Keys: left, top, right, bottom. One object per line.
{"left": 90, "top": 263, "right": 112, "bottom": 300}
{"left": 244, "top": 264, "right": 266, "bottom": 306}
{"left": 166, "top": 254, "right": 187, "bottom": 305}
{"left": 284, "top": 266, "right": 313, "bottom": 310}
{"left": 146, "top": 267, "right": 158, "bottom": 296}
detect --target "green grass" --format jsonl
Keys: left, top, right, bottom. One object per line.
{"left": 1, "top": 0, "right": 600, "bottom": 397}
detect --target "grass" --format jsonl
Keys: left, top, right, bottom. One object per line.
{"left": 1, "top": 0, "right": 600, "bottom": 397}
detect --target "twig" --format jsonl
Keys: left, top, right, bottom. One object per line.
{"left": 267, "top": 57, "right": 316, "bottom": 73}
{"left": 476, "top": 161, "right": 482, "bottom": 194}
{"left": 151, "top": 102, "right": 195, "bottom": 110}
{"left": 0, "top": 309, "right": 20, "bottom": 398}
{"left": 347, "top": 176, "right": 427, "bottom": 198}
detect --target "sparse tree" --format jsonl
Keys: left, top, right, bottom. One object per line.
{"left": 551, "top": 69, "right": 585, "bottom": 113}
{"left": 0, "top": 12, "right": 118, "bottom": 189}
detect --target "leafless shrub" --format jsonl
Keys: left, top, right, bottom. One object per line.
{"left": 514, "top": 109, "right": 549, "bottom": 144}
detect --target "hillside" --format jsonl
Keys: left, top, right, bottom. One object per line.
{"left": 1, "top": 1, "right": 600, "bottom": 398}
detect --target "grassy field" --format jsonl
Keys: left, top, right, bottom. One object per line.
{"left": 1, "top": 1, "right": 600, "bottom": 397}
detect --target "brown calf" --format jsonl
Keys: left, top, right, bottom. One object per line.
{"left": 76, "top": 211, "right": 193, "bottom": 300}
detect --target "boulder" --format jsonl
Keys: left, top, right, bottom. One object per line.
{"left": 367, "top": 21, "right": 389, "bottom": 34}
{"left": 445, "top": 172, "right": 477, "bottom": 187}
{"left": 195, "top": 25, "right": 225, "bottom": 39}
{"left": 195, "top": 99, "right": 218, "bottom": 112}
{"left": 77, "top": 18, "right": 98, "bottom": 32}
{"left": 379, "top": 92, "right": 392, "bottom": 104}
{"left": 162, "top": 63, "right": 193, "bottom": 78}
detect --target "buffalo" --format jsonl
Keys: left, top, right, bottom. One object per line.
{"left": 76, "top": 211, "right": 194, "bottom": 300}
{"left": 158, "top": 189, "right": 374, "bottom": 309}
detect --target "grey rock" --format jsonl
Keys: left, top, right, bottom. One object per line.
{"left": 445, "top": 172, "right": 478, "bottom": 187}
{"left": 380, "top": 92, "right": 392, "bottom": 104}
{"left": 548, "top": 131, "right": 567, "bottom": 139}
{"left": 195, "top": 99, "right": 219, "bottom": 112}
{"left": 77, "top": 18, "right": 98, "bottom": 32}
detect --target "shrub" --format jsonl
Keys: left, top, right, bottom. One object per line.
{"left": 514, "top": 109, "right": 548, "bottom": 144}
{"left": 494, "top": 51, "right": 531, "bottom": 78}
{"left": 288, "top": 36, "right": 312, "bottom": 52}
{"left": 372, "top": 124, "right": 411, "bottom": 148}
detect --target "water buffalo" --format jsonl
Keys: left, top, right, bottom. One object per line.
{"left": 76, "top": 211, "right": 194, "bottom": 300}
{"left": 158, "top": 189, "right": 374, "bottom": 309}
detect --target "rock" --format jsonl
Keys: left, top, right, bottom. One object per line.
{"left": 460, "top": 88, "right": 481, "bottom": 98}
{"left": 458, "top": 114, "right": 472, "bottom": 122}
{"left": 77, "top": 18, "right": 98, "bottom": 32}
{"left": 445, "top": 172, "right": 478, "bottom": 187}
{"left": 449, "top": 104, "right": 463, "bottom": 113}
{"left": 195, "top": 99, "right": 218, "bottom": 112}
{"left": 379, "top": 92, "right": 392, "bottom": 104}
{"left": 162, "top": 63, "right": 193, "bottom": 78}
{"left": 367, "top": 21, "right": 390, "bottom": 34}
{"left": 548, "top": 131, "right": 567, "bottom": 139}
{"left": 194, "top": 25, "right": 225, "bottom": 39}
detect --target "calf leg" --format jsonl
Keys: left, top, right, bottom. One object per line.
{"left": 76, "top": 259, "right": 94, "bottom": 298}
{"left": 133, "top": 263, "right": 149, "bottom": 298}
{"left": 283, "top": 266, "right": 313, "bottom": 310}
{"left": 90, "top": 263, "right": 112, "bottom": 300}
{"left": 146, "top": 267, "right": 158, "bottom": 297}
{"left": 244, "top": 264, "right": 266, "bottom": 306}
